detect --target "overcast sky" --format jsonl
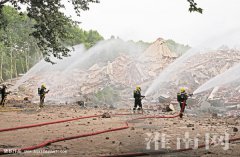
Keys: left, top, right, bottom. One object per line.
{"left": 65, "top": 0, "right": 240, "bottom": 47}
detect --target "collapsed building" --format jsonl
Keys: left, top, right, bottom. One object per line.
{"left": 13, "top": 38, "right": 177, "bottom": 107}
{"left": 155, "top": 48, "right": 240, "bottom": 115}
{"left": 11, "top": 38, "right": 240, "bottom": 115}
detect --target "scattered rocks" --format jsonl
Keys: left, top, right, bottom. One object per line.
{"left": 226, "top": 118, "right": 238, "bottom": 125}
{"left": 204, "top": 151, "right": 213, "bottom": 154}
{"left": 102, "top": 112, "right": 111, "bottom": 118}
{"left": 233, "top": 127, "right": 238, "bottom": 132}
{"left": 105, "top": 137, "right": 109, "bottom": 140}
{"left": 77, "top": 101, "right": 85, "bottom": 107}
{"left": 212, "top": 113, "right": 218, "bottom": 118}
{"left": 187, "top": 124, "right": 194, "bottom": 127}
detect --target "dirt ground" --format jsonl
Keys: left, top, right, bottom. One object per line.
{"left": 0, "top": 103, "right": 240, "bottom": 157}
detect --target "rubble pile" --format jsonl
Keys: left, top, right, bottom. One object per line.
{"left": 156, "top": 48, "right": 240, "bottom": 94}
{"left": 186, "top": 49, "right": 240, "bottom": 86}
{"left": 206, "top": 81, "right": 240, "bottom": 116}
{"left": 12, "top": 38, "right": 240, "bottom": 115}
{"left": 16, "top": 38, "right": 177, "bottom": 106}
{"left": 143, "top": 38, "right": 178, "bottom": 59}
{"left": 155, "top": 48, "right": 240, "bottom": 115}
{"left": 141, "top": 38, "right": 177, "bottom": 78}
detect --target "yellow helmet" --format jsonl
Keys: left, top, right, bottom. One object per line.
{"left": 136, "top": 86, "right": 141, "bottom": 91}
{"left": 41, "top": 84, "right": 46, "bottom": 88}
{"left": 180, "top": 88, "right": 185, "bottom": 93}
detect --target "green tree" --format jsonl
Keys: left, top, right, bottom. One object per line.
{"left": 0, "top": 0, "right": 201, "bottom": 63}
{"left": 0, "top": 6, "right": 103, "bottom": 81}
{"left": 187, "top": 0, "right": 203, "bottom": 13}
{"left": 0, "top": 0, "right": 99, "bottom": 63}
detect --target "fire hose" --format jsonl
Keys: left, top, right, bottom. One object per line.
{"left": 0, "top": 115, "right": 100, "bottom": 133}
{"left": 99, "top": 101, "right": 239, "bottom": 157}
{"left": 0, "top": 110, "right": 240, "bottom": 156}
{"left": 131, "top": 113, "right": 180, "bottom": 120}
{"left": 0, "top": 112, "right": 179, "bottom": 155}
{"left": 0, "top": 113, "right": 137, "bottom": 133}
{"left": 0, "top": 122, "right": 129, "bottom": 155}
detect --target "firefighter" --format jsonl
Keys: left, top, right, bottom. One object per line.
{"left": 0, "top": 85, "right": 10, "bottom": 107}
{"left": 38, "top": 84, "right": 49, "bottom": 108}
{"left": 177, "top": 88, "right": 192, "bottom": 118}
{"left": 133, "top": 86, "right": 145, "bottom": 112}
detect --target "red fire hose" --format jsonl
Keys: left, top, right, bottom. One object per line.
{"left": 0, "top": 115, "right": 101, "bottom": 133}
{"left": 1, "top": 111, "right": 239, "bottom": 156}
{"left": 0, "top": 113, "right": 135, "bottom": 133}
{"left": 131, "top": 113, "right": 180, "bottom": 120}
{"left": 0, "top": 122, "right": 129, "bottom": 155}
{"left": 0, "top": 112, "right": 180, "bottom": 155}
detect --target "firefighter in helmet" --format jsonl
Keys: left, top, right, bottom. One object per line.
{"left": 133, "top": 86, "right": 145, "bottom": 112}
{"left": 0, "top": 85, "right": 11, "bottom": 107}
{"left": 177, "top": 88, "right": 192, "bottom": 118}
{"left": 38, "top": 84, "right": 49, "bottom": 108}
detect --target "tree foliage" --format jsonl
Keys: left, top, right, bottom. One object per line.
{"left": 0, "top": 0, "right": 99, "bottom": 62}
{"left": 65, "top": 26, "right": 103, "bottom": 49}
{"left": 187, "top": 0, "right": 203, "bottom": 14}
{"left": 0, "top": 6, "right": 103, "bottom": 81}
{"left": 0, "top": 0, "right": 202, "bottom": 63}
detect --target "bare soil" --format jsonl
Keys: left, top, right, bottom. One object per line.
{"left": 0, "top": 103, "right": 240, "bottom": 157}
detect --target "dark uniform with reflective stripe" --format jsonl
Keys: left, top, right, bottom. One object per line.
{"left": 177, "top": 92, "right": 189, "bottom": 118}
{"left": 133, "top": 90, "right": 144, "bottom": 110}
{"left": 39, "top": 86, "right": 49, "bottom": 108}
{"left": 0, "top": 85, "right": 10, "bottom": 107}
{"left": 177, "top": 92, "right": 188, "bottom": 112}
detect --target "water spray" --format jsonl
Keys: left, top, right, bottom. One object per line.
{"left": 145, "top": 28, "right": 240, "bottom": 97}
{"left": 193, "top": 63, "right": 240, "bottom": 94}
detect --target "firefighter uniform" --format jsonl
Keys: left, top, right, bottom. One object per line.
{"left": 133, "top": 86, "right": 145, "bottom": 111}
{"left": 177, "top": 88, "right": 190, "bottom": 118}
{"left": 0, "top": 85, "right": 10, "bottom": 107}
{"left": 38, "top": 84, "right": 49, "bottom": 108}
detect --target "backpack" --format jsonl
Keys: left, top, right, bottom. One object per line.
{"left": 38, "top": 88, "right": 41, "bottom": 95}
